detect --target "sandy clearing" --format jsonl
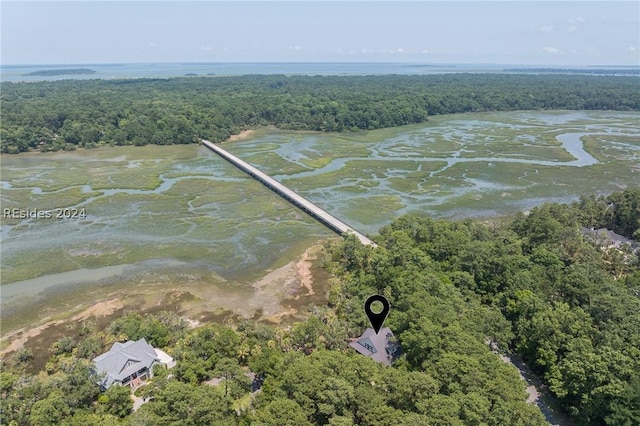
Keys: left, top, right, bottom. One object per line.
{"left": 1, "top": 243, "right": 327, "bottom": 356}
{"left": 1, "top": 299, "right": 124, "bottom": 356}
{"left": 296, "top": 245, "right": 315, "bottom": 297}
{"left": 227, "top": 130, "right": 256, "bottom": 142}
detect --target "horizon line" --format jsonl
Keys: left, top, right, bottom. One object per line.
{"left": 2, "top": 61, "right": 639, "bottom": 68}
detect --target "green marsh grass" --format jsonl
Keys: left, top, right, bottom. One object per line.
{"left": 2, "top": 111, "right": 639, "bottom": 330}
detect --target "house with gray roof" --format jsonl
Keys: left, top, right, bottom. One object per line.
{"left": 581, "top": 227, "right": 638, "bottom": 251}
{"left": 349, "top": 327, "right": 402, "bottom": 366}
{"left": 92, "top": 338, "right": 167, "bottom": 390}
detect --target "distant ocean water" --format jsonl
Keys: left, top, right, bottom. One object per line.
{"left": 3, "top": 62, "right": 637, "bottom": 83}
{"left": 0, "top": 62, "right": 475, "bottom": 82}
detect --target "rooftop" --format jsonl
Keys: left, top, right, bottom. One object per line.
{"left": 349, "top": 327, "right": 402, "bottom": 366}
{"left": 92, "top": 338, "right": 160, "bottom": 388}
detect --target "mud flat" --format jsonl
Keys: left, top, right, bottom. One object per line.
{"left": 1, "top": 111, "right": 638, "bottom": 341}
{"left": 1, "top": 243, "right": 330, "bottom": 359}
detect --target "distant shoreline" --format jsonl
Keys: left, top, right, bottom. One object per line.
{"left": 3, "top": 128, "right": 263, "bottom": 156}
{"left": 22, "top": 68, "right": 96, "bottom": 76}
{"left": 4, "top": 62, "right": 638, "bottom": 83}
{"left": 504, "top": 67, "right": 640, "bottom": 76}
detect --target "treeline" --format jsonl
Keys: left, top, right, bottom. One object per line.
{"left": 2, "top": 74, "right": 639, "bottom": 153}
{"left": 0, "top": 309, "right": 545, "bottom": 425}
{"left": 332, "top": 188, "right": 640, "bottom": 425}
{"left": 504, "top": 68, "right": 640, "bottom": 76}
{"left": 1, "top": 190, "right": 638, "bottom": 425}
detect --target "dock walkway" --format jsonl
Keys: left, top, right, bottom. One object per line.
{"left": 202, "top": 139, "right": 376, "bottom": 247}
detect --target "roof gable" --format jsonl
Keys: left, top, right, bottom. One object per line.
{"left": 92, "top": 338, "right": 160, "bottom": 386}
{"left": 349, "top": 327, "right": 402, "bottom": 365}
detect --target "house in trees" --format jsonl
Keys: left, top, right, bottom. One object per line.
{"left": 92, "top": 338, "right": 174, "bottom": 390}
{"left": 582, "top": 227, "right": 638, "bottom": 251}
{"left": 349, "top": 327, "right": 402, "bottom": 366}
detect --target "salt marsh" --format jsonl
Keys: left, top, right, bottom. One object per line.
{"left": 1, "top": 110, "right": 638, "bottom": 332}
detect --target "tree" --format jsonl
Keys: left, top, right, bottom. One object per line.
{"left": 51, "top": 336, "right": 76, "bottom": 355}
{"left": 605, "top": 373, "right": 640, "bottom": 425}
{"left": 252, "top": 398, "right": 313, "bottom": 426}
{"left": 29, "top": 391, "right": 71, "bottom": 425}
{"left": 57, "top": 358, "right": 101, "bottom": 411}
{"left": 247, "top": 346, "right": 284, "bottom": 378}
{"left": 212, "top": 357, "right": 250, "bottom": 398}
{"left": 14, "top": 347, "right": 34, "bottom": 364}
{"left": 144, "top": 381, "right": 235, "bottom": 425}
{"left": 98, "top": 384, "right": 133, "bottom": 418}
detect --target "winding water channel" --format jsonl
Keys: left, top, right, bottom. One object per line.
{"left": 1, "top": 111, "right": 639, "bottom": 321}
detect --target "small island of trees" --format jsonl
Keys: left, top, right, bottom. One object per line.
{"left": 22, "top": 68, "right": 97, "bottom": 77}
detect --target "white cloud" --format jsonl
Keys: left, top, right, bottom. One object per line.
{"left": 329, "top": 47, "right": 431, "bottom": 57}
{"left": 540, "top": 24, "right": 554, "bottom": 33}
{"left": 287, "top": 45, "right": 302, "bottom": 51}
{"left": 543, "top": 46, "right": 561, "bottom": 54}
{"left": 387, "top": 48, "right": 433, "bottom": 55}
{"left": 567, "top": 16, "right": 585, "bottom": 32}
{"left": 199, "top": 45, "right": 212, "bottom": 51}
{"left": 627, "top": 46, "right": 637, "bottom": 52}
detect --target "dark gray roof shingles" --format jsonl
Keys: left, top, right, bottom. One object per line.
{"left": 93, "top": 338, "right": 160, "bottom": 388}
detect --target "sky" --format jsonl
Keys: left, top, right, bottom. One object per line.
{"left": 1, "top": 1, "right": 638, "bottom": 66}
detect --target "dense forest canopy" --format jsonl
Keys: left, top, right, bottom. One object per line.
{"left": 1, "top": 73, "right": 639, "bottom": 423}
{"left": 2, "top": 190, "right": 639, "bottom": 425}
{"left": 2, "top": 74, "right": 639, "bottom": 153}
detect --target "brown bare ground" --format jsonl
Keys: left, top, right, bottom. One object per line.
{"left": 0, "top": 243, "right": 328, "bottom": 360}
{"left": 1, "top": 299, "right": 124, "bottom": 356}
{"left": 296, "top": 245, "right": 316, "bottom": 297}
{"left": 226, "top": 130, "right": 255, "bottom": 142}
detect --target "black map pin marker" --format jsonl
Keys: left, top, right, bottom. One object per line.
{"left": 364, "top": 295, "right": 390, "bottom": 334}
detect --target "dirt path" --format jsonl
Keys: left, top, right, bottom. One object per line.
{"left": 296, "top": 246, "right": 315, "bottom": 297}
{"left": 490, "top": 341, "right": 574, "bottom": 425}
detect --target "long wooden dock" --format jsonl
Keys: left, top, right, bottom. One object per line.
{"left": 202, "top": 139, "right": 376, "bottom": 247}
